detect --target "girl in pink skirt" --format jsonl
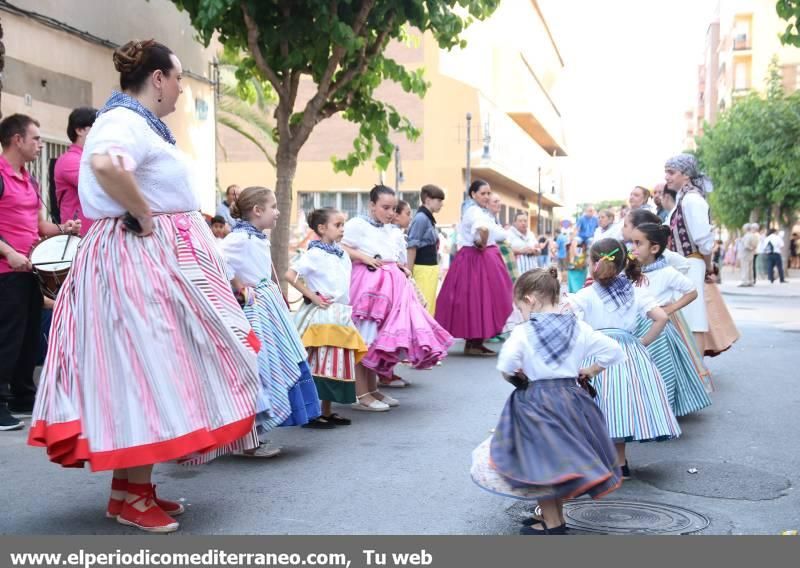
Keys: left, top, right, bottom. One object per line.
{"left": 435, "top": 180, "right": 513, "bottom": 356}
{"left": 28, "top": 40, "right": 261, "bottom": 533}
{"left": 341, "top": 185, "right": 453, "bottom": 411}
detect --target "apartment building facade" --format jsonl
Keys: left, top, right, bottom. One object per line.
{"left": 0, "top": 0, "right": 218, "bottom": 214}
{"left": 217, "top": 0, "right": 569, "bottom": 232}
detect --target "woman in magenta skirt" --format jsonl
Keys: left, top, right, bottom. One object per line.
{"left": 435, "top": 180, "right": 513, "bottom": 356}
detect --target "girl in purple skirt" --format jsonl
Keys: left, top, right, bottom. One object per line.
{"left": 471, "top": 267, "right": 625, "bottom": 535}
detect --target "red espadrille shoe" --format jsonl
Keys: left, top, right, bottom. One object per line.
{"left": 116, "top": 483, "right": 179, "bottom": 534}
{"left": 107, "top": 479, "right": 185, "bottom": 518}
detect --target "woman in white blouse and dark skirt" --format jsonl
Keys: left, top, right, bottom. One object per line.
{"left": 28, "top": 40, "right": 261, "bottom": 533}
{"left": 435, "top": 180, "right": 513, "bottom": 356}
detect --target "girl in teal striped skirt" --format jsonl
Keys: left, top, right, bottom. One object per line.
{"left": 630, "top": 223, "right": 712, "bottom": 417}
{"left": 568, "top": 238, "right": 680, "bottom": 479}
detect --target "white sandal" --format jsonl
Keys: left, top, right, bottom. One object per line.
{"left": 351, "top": 394, "right": 390, "bottom": 412}
{"left": 236, "top": 442, "right": 282, "bottom": 458}
{"left": 371, "top": 390, "right": 399, "bottom": 407}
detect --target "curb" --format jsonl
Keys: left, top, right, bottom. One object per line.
{"left": 721, "top": 289, "right": 800, "bottom": 299}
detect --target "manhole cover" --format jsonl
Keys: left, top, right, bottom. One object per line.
{"left": 563, "top": 500, "right": 709, "bottom": 535}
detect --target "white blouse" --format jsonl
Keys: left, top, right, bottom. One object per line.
{"left": 219, "top": 231, "right": 271, "bottom": 287}
{"left": 641, "top": 265, "right": 695, "bottom": 305}
{"left": 291, "top": 247, "right": 353, "bottom": 304}
{"left": 508, "top": 227, "right": 538, "bottom": 253}
{"left": 497, "top": 320, "right": 626, "bottom": 381}
{"left": 593, "top": 222, "right": 624, "bottom": 243}
{"left": 342, "top": 217, "right": 402, "bottom": 261}
{"left": 389, "top": 226, "right": 408, "bottom": 264}
{"left": 457, "top": 206, "right": 497, "bottom": 248}
{"left": 79, "top": 107, "right": 200, "bottom": 219}
{"left": 569, "top": 285, "right": 659, "bottom": 332}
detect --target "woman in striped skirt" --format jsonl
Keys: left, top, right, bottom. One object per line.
{"left": 221, "top": 187, "right": 322, "bottom": 443}
{"left": 630, "top": 224, "right": 712, "bottom": 416}
{"left": 28, "top": 41, "right": 262, "bottom": 533}
{"left": 568, "top": 238, "right": 680, "bottom": 480}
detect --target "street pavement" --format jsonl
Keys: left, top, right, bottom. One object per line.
{"left": 2, "top": 287, "right": 799, "bottom": 535}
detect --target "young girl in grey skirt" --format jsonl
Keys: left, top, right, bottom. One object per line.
{"left": 471, "top": 267, "right": 625, "bottom": 535}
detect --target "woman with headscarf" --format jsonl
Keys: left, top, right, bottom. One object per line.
{"left": 663, "top": 154, "right": 738, "bottom": 357}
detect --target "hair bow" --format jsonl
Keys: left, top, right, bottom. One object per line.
{"left": 599, "top": 247, "right": 620, "bottom": 263}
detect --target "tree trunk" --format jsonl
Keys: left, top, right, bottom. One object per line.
{"left": 272, "top": 141, "right": 298, "bottom": 294}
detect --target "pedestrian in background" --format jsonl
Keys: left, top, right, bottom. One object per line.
{"left": 763, "top": 228, "right": 787, "bottom": 284}
{"left": 576, "top": 205, "right": 598, "bottom": 247}
{"left": 738, "top": 223, "right": 759, "bottom": 287}
{"left": 555, "top": 228, "right": 569, "bottom": 283}
{"left": 406, "top": 184, "right": 445, "bottom": 314}
{"left": 217, "top": 183, "right": 239, "bottom": 229}
{"left": 508, "top": 212, "right": 539, "bottom": 275}
{"left": 54, "top": 106, "right": 97, "bottom": 236}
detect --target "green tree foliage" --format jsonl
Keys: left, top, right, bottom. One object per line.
{"left": 696, "top": 58, "right": 800, "bottom": 229}
{"left": 172, "top": 0, "right": 499, "bottom": 283}
{"left": 777, "top": 0, "right": 800, "bottom": 46}
{"left": 216, "top": 47, "right": 277, "bottom": 167}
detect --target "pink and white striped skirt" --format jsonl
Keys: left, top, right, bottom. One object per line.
{"left": 28, "top": 212, "right": 261, "bottom": 471}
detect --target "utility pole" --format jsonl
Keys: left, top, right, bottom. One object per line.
{"left": 465, "top": 112, "right": 472, "bottom": 200}
{"left": 537, "top": 166, "right": 542, "bottom": 235}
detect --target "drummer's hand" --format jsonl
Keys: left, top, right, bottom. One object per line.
{"left": 8, "top": 251, "right": 32, "bottom": 271}
{"left": 62, "top": 220, "right": 81, "bottom": 235}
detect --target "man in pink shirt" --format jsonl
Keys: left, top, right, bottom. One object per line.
{"left": 54, "top": 107, "right": 96, "bottom": 236}
{"left": 0, "top": 114, "right": 80, "bottom": 430}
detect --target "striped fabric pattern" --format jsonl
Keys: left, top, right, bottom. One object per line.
{"left": 247, "top": 279, "right": 320, "bottom": 431}
{"left": 29, "top": 212, "right": 261, "bottom": 471}
{"left": 294, "top": 302, "right": 360, "bottom": 381}
{"left": 584, "top": 328, "right": 681, "bottom": 443}
{"left": 498, "top": 242, "right": 519, "bottom": 282}
{"left": 515, "top": 254, "right": 539, "bottom": 276}
{"left": 670, "top": 311, "right": 714, "bottom": 393}
{"left": 635, "top": 316, "right": 712, "bottom": 417}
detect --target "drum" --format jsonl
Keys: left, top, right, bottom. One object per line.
{"left": 30, "top": 235, "right": 81, "bottom": 299}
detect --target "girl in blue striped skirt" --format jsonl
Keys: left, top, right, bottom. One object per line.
{"left": 630, "top": 223, "right": 712, "bottom": 417}
{"left": 568, "top": 238, "right": 680, "bottom": 479}
{"left": 221, "top": 187, "right": 322, "bottom": 457}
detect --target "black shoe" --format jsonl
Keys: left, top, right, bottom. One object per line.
{"left": 519, "top": 522, "right": 568, "bottom": 535}
{"left": 322, "top": 413, "right": 352, "bottom": 426}
{"left": 0, "top": 405, "right": 24, "bottom": 431}
{"left": 8, "top": 398, "right": 34, "bottom": 414}
{"left": 301, "top": 417, "right": 336, "bottom": 430}
{"left": 621, "top": 461, "right": 632, "bottom": 480}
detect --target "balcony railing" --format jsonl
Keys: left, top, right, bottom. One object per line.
{"left": 733, "top": 35, "right": 750, "bottom": 51}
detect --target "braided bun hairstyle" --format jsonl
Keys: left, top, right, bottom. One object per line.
{"left": 230, "top": 186, "right": 274, "bottom": 221}
{"left": 590, "top": 238, "right": 643, "bottom": 286}
{"left": 113, "top": 39, "right": 174, "bottom": 93}
{"left": 513, "top": 266, "right": 561, "bottom": 306}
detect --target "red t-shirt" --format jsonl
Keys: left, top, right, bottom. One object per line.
{"left": 54, "top": 144, "right": 92, "bottom": 236}
{"left": 0, "top": 155, "right": 40, "bottom": 274}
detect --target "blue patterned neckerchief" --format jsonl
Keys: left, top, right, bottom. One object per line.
{"left": 642, "top": 257, "right": 668, "bottom": 273}
{"left": 97, "top": 90, "right": 176, "bottom": 145}
{"left": 360, "top": 214, "right": 383, "bottom": 228}
{"left": 232, "top": 220, "right": 267, "bottom": 240}
{"left": 528, "top": 313, "right": 578, "bottom": 366}
{"left": 308, "top": 239, "right": 343, "bottom": 258}
{"left": 592, "top": 275, "right": 633, "bottom": 311}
